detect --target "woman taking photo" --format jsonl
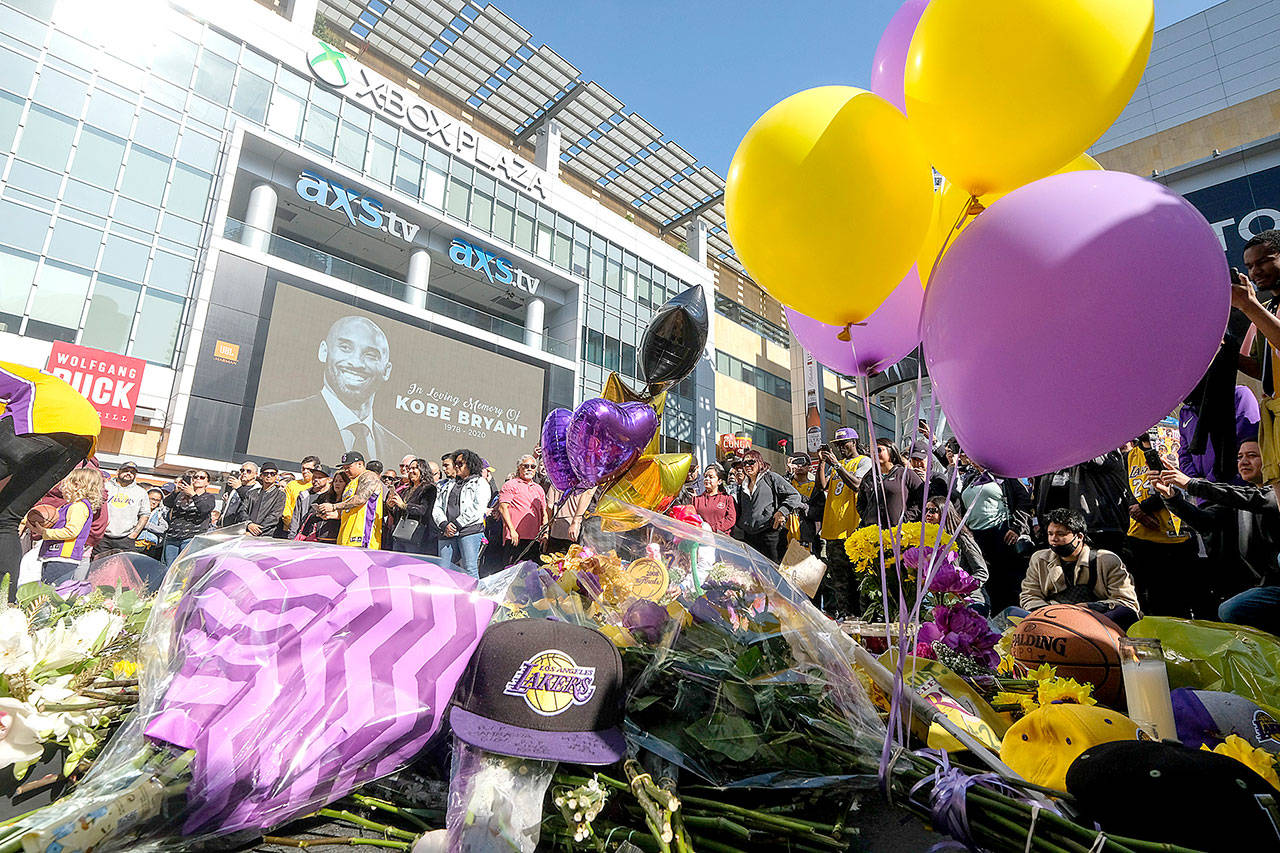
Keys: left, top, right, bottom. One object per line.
{"left": 162, "top": 470, "right": 214, "bottom": 566}
{"left": 733, "top": 450, "right": 802, "bottom": 562}
{"left": 433, "top": 449, "right": 491, "bottom": 578}
{"left": 694, "top": 463, "right": 737, "bottom": 534}
{"left": 859, "top": 438, "right": 924, "bottom": 529}
{"left": 388, "top": 458, "right": 437, "bottom": 555}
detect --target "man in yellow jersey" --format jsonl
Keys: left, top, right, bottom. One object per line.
{"left": 1124, "top": 433, "right": 1197, "bottom": 618}
{"left": 816, "top": 427, "right": 873, "bottom": 618}
{"left": 318, "top": 451, "right": 385, "bottom": 549}
{"left": 280, "top": 455, "right": 321, "bottom": 538}
{"left": 0, "top": 362, "right": 100, "bottom": 593}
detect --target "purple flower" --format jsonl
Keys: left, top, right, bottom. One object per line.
{"left": 623, "top": 599, "right": 669, "bottom": 644}
{"left": 915, "top": 642, "right": 937, "bottom": 659}
{"left": 928, "top": 562, "right": 979, "bottom": 597}
{"left": 917, "top": 621, "right": 944, "bottom": 647}
{"left": 926, "top": 603, "right": 1001, "bottom": 664}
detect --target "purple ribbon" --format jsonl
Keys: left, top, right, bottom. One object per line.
{"left": 907, "top": 750, "right": 1053, "bottom": 851}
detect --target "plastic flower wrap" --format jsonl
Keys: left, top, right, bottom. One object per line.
{"left": 2, "top": 537, "right": 494, "bottom": 852}
{"left": 484, "top": 504, "right": 886, "bottom": 788}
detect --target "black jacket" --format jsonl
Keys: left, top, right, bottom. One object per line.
{"left": 163, "top": 490, "right": 215, "bottom": 541}
{"left": 246, "top": 485, "right": 286, "bottom": 537}
{"left": 1033, "top": 452, "right": 1132, "bottom": 537}
{"left": 1165, "top": 479, "right": 1280, "bottom": 588}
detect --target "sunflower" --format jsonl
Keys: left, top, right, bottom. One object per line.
{"left": 1028, "top": 663, "right": 1057, "bottom": 682}
{"left": 1035, "top": 677, "right": 1096, "bottom": 707}
{"left": 993, "top": 691, "right": 1038, "bottom": 715}
{"left": 1205, "top": 735, "right": 1280, "bottom": 791}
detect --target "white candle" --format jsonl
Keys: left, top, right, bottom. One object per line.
{"left": 1119, "top": 638, "right": 1177, "bottom": 741}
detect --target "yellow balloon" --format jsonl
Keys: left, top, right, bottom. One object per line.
{"left": 918, "top": 154, "right": 1104, "bottom": 282}
{"left": 725, "top": 86, "right": 935, "bottom": 325}
{"left": 602, "top": 372, "right": 665, "bottom": 457}
{"left": 905, "top": 0, "right": 1152, "bottom": 196}
{"left": 595, "top": 453, "right": 694, "bottom": 531}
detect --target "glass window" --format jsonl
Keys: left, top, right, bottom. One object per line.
{"left": 514, "top": 212, "right": 534, "bottom": 252}
{"left": 335, "top": 121, "right": 366, "bottom": 170}
{"left": 119, "top": 147, "right": 170, "bottom": 206}
{"left": 134, "top": 110, "right": 179, "bottom": 154}
{"left": 623, "top": 268, "right": 636, "bottom": 299}
{"left": 193, "top": 49, "right": 235, "bottom": 103}
{"left": 231, "top": 69, "right": 271, "bottom": 123}
{"left": 84, "top": 89, "right": 133, "bottom": 137}
{"left": 0, "top": 248, "right": 37, "bottom": 315}
{"left": 303, "top": 105, "right": 338, "bottom": 155}
{"left": 158, "top": 213, "right": 200, "bottom": 245}
{"left": 371, "top": 116, "right": 397, "bottom": 142}
{"left": 69, "top": 126, "right": 125, "bottom": 189}
{"left": 80, "top": 276, "right": 140, "bottom": 352}
{"left": 0, "top": 90, "right": 22, "bottom": 151}
{"left": 585, "top": 328, "right": 603, "bottom": 365}
{"left": 148, "top": 250, "right": 193, "bottom": 295}
{"left": 589, "top": 249, "right": 605, "bottom": 286}
{"left": 604, "top": 336, "right": 621, "bottom": 372}
{"left": 552, "top": 231, "right": 570, "bottom": 268}
{"left": 445, "top": 175, "right": 470, "bottom": 220}
{"left": 113, "top": 197, "right": 159, "bottom": 232}
{"left": 469, "top": 188, "right": 492, "bottom": 231}
{"left": 367, "top": 137, "right": 393, "bottom": 184}
{"left": 0, "top": 199, "right": 49, "bottom": 252}
{"left": 0, "top": 45, "right": 36, "bottom": 96}
{"left": 33, "top": 67, "right": 87, "bottom": 116}
{"left": 7, "top": 160, "right": 61, "bottom": 199}
{"left": 47, "top": 218, "right": 101, "bottom": 267}
{"left": 240, "top": 46, "right": 275, "bottom": 79}
{"left": 178, "top": 131, "right": 219, "bottom": 171}
{"left": 267, "top": 87, "right": 304, "bottom": 139}
{"left": 202, "top": 28, "right": 240, "bottom": 60}
{"left": 151, "top": 38, "right": 198, "bottom": 87}
{"left": 535, "top": 223, "right": 552, "bottom": 260}
{"left": 63, "top": 179, "right": 112, "bottom": 217}
{"left": 100, "top": 234, "right": 150, "bottom": 281}
{"left": 29, "top": 260, "right": 91, "bottom": 326}
{"left": 131, "top": 290, "right": 184, "bottom": 364}
{"left": 621, "top": 342, "right": 636, "bottom": 377}
{"left": 395, "top": 149, "right": 422, "bottom": 197}
{"left": 492, "top": 196, "right": 513, "bottom": 241}
{"left": 606, "top": 257, "right": 621, "bottom": 291}
{"left": 17, "top": 105, "right": 76, "bottom": 171}
{"left": 343, "top": 101, "right": 373, "bottom": 130}
{"left": 423, "top": 165, "right": 446, "bottom": 210}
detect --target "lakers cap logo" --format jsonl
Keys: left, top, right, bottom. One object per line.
{"left": 1255, "top": 710, "right": 1280, "bottom": 744}
{"left": 308, "top": 40, "right": 349, "bottom": 88}
{"left": 503, "top": 649, "right": 596, "bottom": 716}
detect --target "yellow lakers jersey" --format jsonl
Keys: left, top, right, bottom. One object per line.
{"left": 822, "top": 455, "right": 868, "bottom": 541}
{"left": 1126, "top": 445, "right": 1187, "bottom": 543}
{"left": 338, "top": 475, "right": 383, "bottom": 548}
{"left": 0, "top": 361, "right": 100, "bottom": 455}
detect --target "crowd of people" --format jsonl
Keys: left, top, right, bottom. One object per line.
{"left": 8, "top": 231, "right": 1280, "bottom": 640}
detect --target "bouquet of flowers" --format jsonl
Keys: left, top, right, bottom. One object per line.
{"left": 911, "top": 554, "right": 1001, "bottom": 675}
{"left": 843, "top": 523, "right": 953, "bottom": 620}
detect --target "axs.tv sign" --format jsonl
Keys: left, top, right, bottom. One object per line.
{"left": 295, "top": 170, "right": 420, "bottom": 243}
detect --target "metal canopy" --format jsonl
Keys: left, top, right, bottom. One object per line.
{"left": 321, "top": 0, "right": 741, "bottom": 272}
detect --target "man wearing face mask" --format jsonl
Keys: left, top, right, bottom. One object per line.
{"left": 1018, "top": 508, "right": 1141, "bottom": 629}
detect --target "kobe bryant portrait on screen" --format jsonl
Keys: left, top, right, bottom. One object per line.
{"left": 254, "top": 315, "right": 412, "bottom": 464}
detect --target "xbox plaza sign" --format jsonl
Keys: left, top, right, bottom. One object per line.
{"left": 305, "top": 41, "right": 547, "bottom": 199}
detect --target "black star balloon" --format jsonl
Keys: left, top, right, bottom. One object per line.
{"left": 639, "top": 286, "right": 708, "bottom": 388}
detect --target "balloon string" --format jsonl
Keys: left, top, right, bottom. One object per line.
{"left": 923, "top": 193, "right": 980, "bottom": 290}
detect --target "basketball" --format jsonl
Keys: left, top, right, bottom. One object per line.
{"left": 1011, "top": 605, "right": 1126, "bottom": 705}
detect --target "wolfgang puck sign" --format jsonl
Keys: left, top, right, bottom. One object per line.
{"left": 45, "top": 342, "right": 145, "bottom": 429}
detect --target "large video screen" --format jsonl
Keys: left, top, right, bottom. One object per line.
{"left": 247, "top": 283, "right": 547, "bottom": 471}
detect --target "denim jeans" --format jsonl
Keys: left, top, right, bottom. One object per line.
{"left": 438, "top": 532, "right": 484, "bottom": 578}
{"left": 162, "top": 537, "right": 194, "bottom": 568}
{"left": 1218, "top": 586, "right": 1280, "bottom": 636}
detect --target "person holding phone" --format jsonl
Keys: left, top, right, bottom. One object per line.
{"left": 162, "top": 470, "right": 214, "bottom": 566}
{"left": 1123, "top": 433, "right": 1196, "bottom": 618}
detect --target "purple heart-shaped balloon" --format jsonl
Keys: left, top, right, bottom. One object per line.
{"left": 566, "top": 399, "right": 658, "bottom": 487}
{"left": 540, "top": 408, "right": 579, "bottom": 492}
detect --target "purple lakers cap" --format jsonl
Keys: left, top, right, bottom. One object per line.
{"left": 833, "top": 427, "right": 859, "bottom": 442}
{"left": 449, "top": 619, "right": 625, "bottom": 765}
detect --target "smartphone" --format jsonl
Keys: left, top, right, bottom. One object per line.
{"left": 1231, "top": 266, "right": 1242, "bottom": 284}
{"left": 179, "top": 474, "right": 192, "bottom": 486}
{"left": 918, "top": 418, "right": 928, "bottom": 430}
{"left": 1143, "top": 447, "right": 1166, "bottom": 473}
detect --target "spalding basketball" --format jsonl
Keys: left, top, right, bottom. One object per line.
{"left": 1011, "top": 605, "right": 1125, "bottom": 705}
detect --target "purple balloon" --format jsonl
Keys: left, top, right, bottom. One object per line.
{"left": 787, "top": 268, "right": 923, "bottom": 376}
{"left": 566, "top": 398, "right": 658, "bottom": 487}
{"left": 869, "top": 0, "right": 929, "bottom": 113}
{"left": 540, "top": 407, "right": 578, "bottom": 492}
{"left": 920, "top": 171, "right": 1228, "bottom": 478}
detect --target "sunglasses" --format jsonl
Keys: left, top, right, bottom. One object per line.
{"left": 261, "top": 470, "right": 278, "bottom": 476}
{"left": 520, "top": 463, "right": 537, "bottom": 469}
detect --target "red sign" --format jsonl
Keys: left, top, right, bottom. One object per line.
{"left": 45, "top": 342, "right": 146, "bottom": 430}
{"left": 718, "top": 433, "right": 751, "bottom": 455}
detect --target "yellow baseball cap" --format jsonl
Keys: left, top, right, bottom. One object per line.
{"left": 999, "top": 703, "right": 1141, "bottom": 792}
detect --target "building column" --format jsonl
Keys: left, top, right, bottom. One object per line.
{"left": 534, "top": 120, "right": 562, "bottom": 181}
{"left": 243, "top": 183, "right": 277, "bottom": 253}
{"left": 524, "top": 296, "right": 545, "bottom": 350}
{"left": 290, "top": 0, "right": 321, "bottom": 38}
{"left": 407, "top": 248, "right": 430, "bottom": 309}
{"left": 685, "top": 218, "right": 709, "bottom": 265}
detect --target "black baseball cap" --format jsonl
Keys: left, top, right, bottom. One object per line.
{"left": 449, "top": 619, "right": 625, "bottom": 765}
{"left": 118, "top": 461, "right": 138, "bottom": 472}
{"left": 340, "top": 450, "right": 365, "bottom": 466}
{"left": 1066, "top": 739, "right": 1280, "bottom": 851}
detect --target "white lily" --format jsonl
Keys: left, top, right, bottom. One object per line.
{"left": 0, "top": 698, "right": 45, "bottom": 779}
{"left": 0, "top": 608, "right": 34, "bottom": 675}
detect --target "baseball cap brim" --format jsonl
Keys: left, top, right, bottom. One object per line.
{"left": 449, "top": 706, "right": 625, "bottom": 765}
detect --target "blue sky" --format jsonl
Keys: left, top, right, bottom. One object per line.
{"left": 507, "top": 0, "right": 1227, "bottom": 177}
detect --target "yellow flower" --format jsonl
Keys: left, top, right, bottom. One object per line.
{"left": 1028, "top": 663, "right": 1057, "bottom": 682}
{"left": 1205, "top": 735, "right": 1280, "bottom": 791}
{"left": 993, "top": 691, "right": 1038, "bottom": 715}
{"left": 1035, "top": 677, "right": 1096, "bottom": 707}
{"left": 111, "top": 660, "right": 138, "bottom": 679}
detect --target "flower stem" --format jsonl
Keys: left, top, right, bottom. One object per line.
{"left": 349, "top": 794, "right": 432, "bottom": 832}
{"left": 315, "top": 809, "right": 418, "bottom": 842}
{"left": 261, "top": 835, "right": 411, "bottom": 850}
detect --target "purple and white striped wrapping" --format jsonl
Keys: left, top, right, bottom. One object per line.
{"left": 141, "top": 542, "right": 494, "bottom": 834}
